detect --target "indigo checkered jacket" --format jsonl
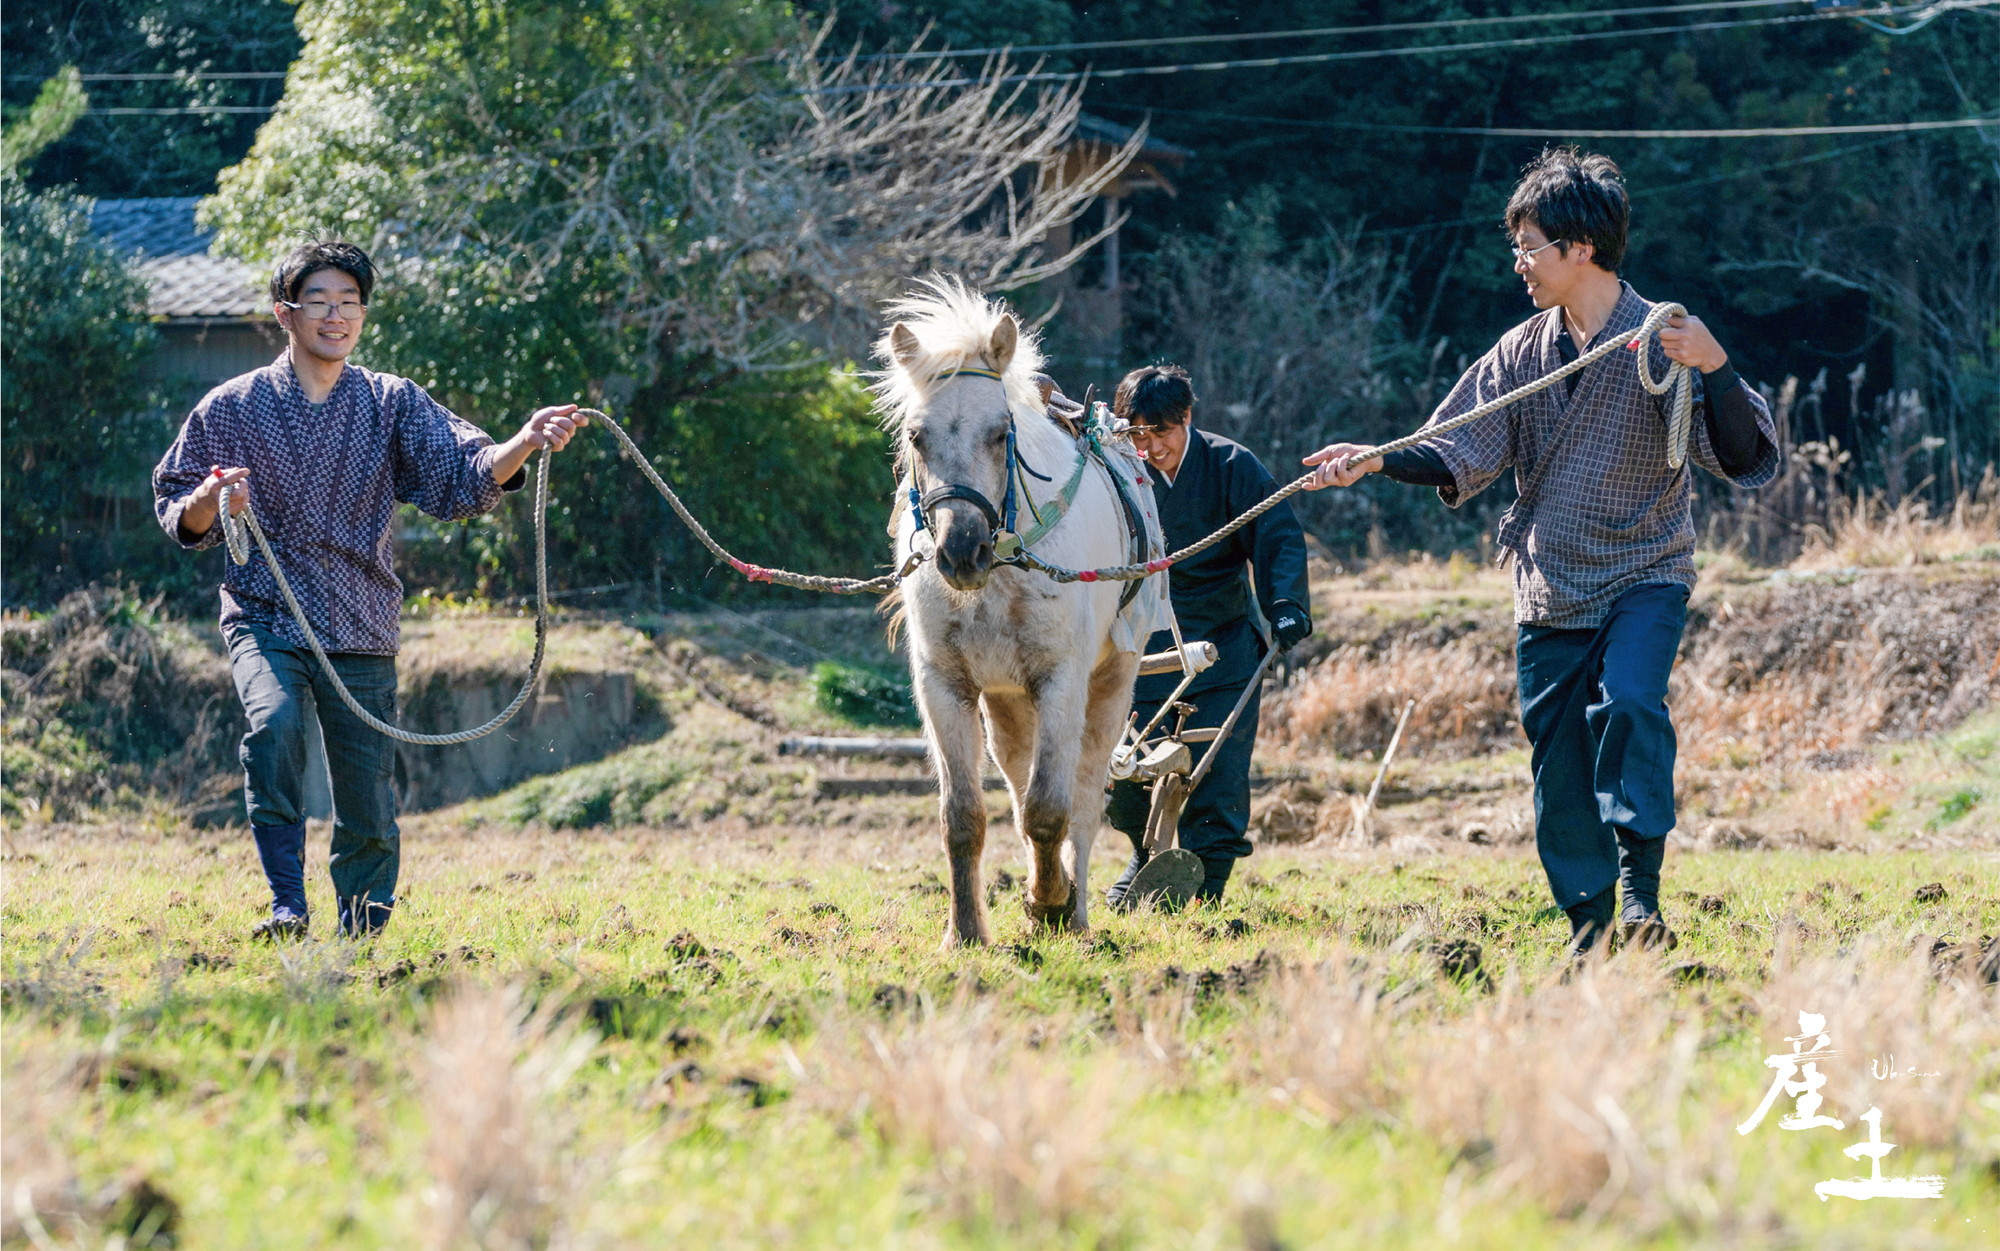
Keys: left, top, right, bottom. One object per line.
{"left": 154, "top": 353, "right": 520, "bottom": 655}
{"left": 1420, "top": 283, "right": 1779, "bottom": 629}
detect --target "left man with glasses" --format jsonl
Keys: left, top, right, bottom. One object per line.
{"left": 154, "top": 241, "right": 587, "bottom": 939}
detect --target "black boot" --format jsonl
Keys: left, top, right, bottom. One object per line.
{"left": 1615, "top": 829, "right": 1677, "bottom": 950}
{"left": 338, "top": 894, "right": 394, "bottom": 938}
{"left": 1103, "top": 847, "right": 1150, "bottom": 913}
{"left": 1564, "top": 886, "right": 1616, "bottom": 958}
{"left": 1195, "top": 856, "right": 1235, "bottom": 904}
{"left": 251, "top": 821, "right": 309, "bottom": 940}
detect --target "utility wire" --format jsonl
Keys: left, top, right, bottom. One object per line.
{"left": 839, "top": 0, "right": 1814, "bottom": 61}
{"left": 802, "top": 9, "right": 1916, "bottom": 94}
{"left": 1361, "top": 133, "right": 1921, "bottom": 237}
{"left": 1092, "top": 100, "right": 2000, "bottom": 139}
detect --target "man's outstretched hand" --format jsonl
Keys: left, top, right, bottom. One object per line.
{"left": 1302, "top": 442, "right": 1382, "bottom": 490}
{"left": 493, "top": 404, "right": 588, "bottom": 485}
{"left": 178, "top": 466, "right": 251, "bottom": 538}
{"left": 521, "top": 404, "right": 587, "bottom": 452}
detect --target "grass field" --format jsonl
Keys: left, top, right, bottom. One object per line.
{"left": 5, "top": 816, "right": 1997, "bottom": 1249}
{"left": 6, "top": 550, "right": 1997, "bottom": 1247}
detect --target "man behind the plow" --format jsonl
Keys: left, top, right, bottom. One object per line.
{"left": 1105, "top": 365, "right": 1313, "bottom": 909}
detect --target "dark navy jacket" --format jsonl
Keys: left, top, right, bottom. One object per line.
{"left": 1134, "top": 426, "right": 1311, "bottom": 702}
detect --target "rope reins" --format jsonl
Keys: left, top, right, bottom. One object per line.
{"left": 1012, "top": 300, "right": 1695, "bottom": 585}
{"left": 214, "top": 302, "right": 1693, "bottom": 743}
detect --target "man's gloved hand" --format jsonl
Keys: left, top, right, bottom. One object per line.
{"left": 1270, "top": 602, "right": 1311, "bottom": 652}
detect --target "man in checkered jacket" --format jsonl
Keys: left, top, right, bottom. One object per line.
{"left": 1303, "top": 148, "right": 1779, "bottom": 954}
{"left": 154, "top": 241, "right": 588, "bottom": 939}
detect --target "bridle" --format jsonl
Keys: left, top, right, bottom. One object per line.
{"left": 904, "top": 367, "right": 1052, "bottom": 564}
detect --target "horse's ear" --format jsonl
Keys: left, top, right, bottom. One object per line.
{"left": 987, "top": 314, "right": 1018, "bottom": 374}
{"left": 890, "top": 323, "right": 922, "bottom": 369}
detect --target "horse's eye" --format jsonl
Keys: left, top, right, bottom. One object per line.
{"left": 989, "top": 426, "right": 1009, "bottom": 446}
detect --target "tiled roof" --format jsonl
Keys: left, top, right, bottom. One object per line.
{"left": 89, "top": 197, "right": 266, "bottom": 321}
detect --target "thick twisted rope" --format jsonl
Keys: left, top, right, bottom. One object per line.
{"left": 219, "top": 450, "right": 553, "bottom": 746}
{"left": 580, "top": 409, "right": 908, "bottom": 595}
{"left": 213, "top": 307, "right": 1690, "bottom": 743}
{"left": 1014, "top": 301, "right": 1694, "bottom": 585}
{"left": 214, "top": 407, "right": 903, "bottom": 744}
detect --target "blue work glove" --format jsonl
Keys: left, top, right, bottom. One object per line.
{"left": 1270, "top": 602, "right": 1311, "bottom": 652}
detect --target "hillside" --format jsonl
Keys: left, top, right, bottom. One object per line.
{"left": 18, "top": 554, "right": 1991, "bottom": 850}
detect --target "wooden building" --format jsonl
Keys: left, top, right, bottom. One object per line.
{"left": 1040, "top": 114, "right": 1193, "bottom": 385}
{"left": 89, "top": 196, "right": 280, "bottom": 406}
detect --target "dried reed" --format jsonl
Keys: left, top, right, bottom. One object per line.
{"left": 1236, "top": 951, "right": 1399, "bottom": 1125}
{"left": 810, "top": 1003, "right": 1132, "bottom": 1233}
{"left": 419, "top": 983, "right": 597, "bottom": 1251}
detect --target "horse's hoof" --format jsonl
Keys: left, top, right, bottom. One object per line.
{"left": 1022, "top": 876, "right": 1076, "bottom": 928}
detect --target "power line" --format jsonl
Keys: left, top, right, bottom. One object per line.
{"left": 3, "top": 70, "right": 285, "bottom": 81}
{"left": 1361, "top": 133, "right": 1921, "bottom": 237}
{"left": 1093, "top": 101, "right": 2000, "bottom": 139}
{"left": 803, "top": 9, "right": 1902, "bottom": 94}
{"left": 842, "top": 0, "right": 1813, "bottom": 61}
{"left": 86, "top": 105, "right": 275, "bottom": 115}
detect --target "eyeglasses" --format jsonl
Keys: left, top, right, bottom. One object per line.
{"left": 1509, "top": 238, "right": 1565, "bottom": 264}
{"left": 280, "top": 299, "right": 368, "bottom": 320}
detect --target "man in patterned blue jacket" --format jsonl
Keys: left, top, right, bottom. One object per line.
{"left": 1304, "top": 149, "right": 1779, "bottom": 955}
{"left": 154, "top": 241, "right": 587, "bottom": 939}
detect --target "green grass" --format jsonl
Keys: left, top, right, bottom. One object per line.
{"left": 5, "top": 820, "right": 1997, "bottom": 1250}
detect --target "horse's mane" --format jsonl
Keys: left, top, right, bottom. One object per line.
{"left": 869, "top": 274, "right": 1048, "bottom": 439}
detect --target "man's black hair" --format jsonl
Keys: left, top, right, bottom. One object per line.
{"left": 1114, "top": 364, "right": 1195, "bottom": 429}
{"left": 1504, "top": 147, "right": 1628, "bottom": 273}
{"left": 270, "top": 240, "right": 377, "bottom": 305}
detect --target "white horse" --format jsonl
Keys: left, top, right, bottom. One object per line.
{"left": 875, "top": 278, "right": 1162, "bottom": 947}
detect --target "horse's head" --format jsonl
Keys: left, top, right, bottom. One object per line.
{"left": 890, "top": 312, "right": 1022, "bottom": 592}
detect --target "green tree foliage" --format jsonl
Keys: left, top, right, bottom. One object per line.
{"left": 0, "top": 0, "right": 301, "bottom": 197}
{"left": 1, "top": 71, "right": 162, "bottom": 605}
{"left": 203, "top": 0, "right": 1124, "bottom": 602}
{"left": 833, "top": 2, "right": 1999, "bottom": 529}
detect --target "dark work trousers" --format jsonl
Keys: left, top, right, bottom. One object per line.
{"left": 1106, "top": 677, "right": 1261, "bottom": 889}
{"left": 1515, "top": 582, "right": 1689, "bottom": 923}
{"left": 225, "top": 622, "right": 401, "bottom": 930}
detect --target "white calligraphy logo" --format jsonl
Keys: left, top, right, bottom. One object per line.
{"left": 1814, "top": 1107, "right": 1947, "bottom": 1201}
{"left": 1739, "top": 1009, "right": 1945, "bottom": 1201}
{"left": 1737, "top": 1011, "right": 1844, "bottom": 1135}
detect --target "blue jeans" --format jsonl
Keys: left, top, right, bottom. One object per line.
{"left": 226, "top": 622, "right": 400, "bottom": 926}
{"left": 1516, "top": 583, "right": 1690, "bottom": 911}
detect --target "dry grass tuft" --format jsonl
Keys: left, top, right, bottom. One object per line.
{"left": 1403, "top": 957, "right": 1711, "bottom": 1223}
{"left": 1794, "top": 471, "right": 2000, "bottom": 570}
{"left": 1, "top": 1026, "right": 83, "bottom": 1244}
{"left": 1751, "top": 941, "right": 2000, "bottom": 1152}
{"left": 811, "top": 1003, "right": 1133, "bottom": 1234}
{"left": 419, "top": 983, "right": 598, "bottom": 1251}
{"left": 1267, "top": 636, "right": 1519, "bottom": 759}
{"left": 1238, "top": 951, "right": 1399, "bottom": 1125}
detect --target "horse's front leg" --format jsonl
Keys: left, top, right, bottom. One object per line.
{"left": 917, "top": 666, "right": 990, "bottom": 948}
{"left": 1022, "top": 663, "right": 1091, "bottom": 930}
{"left": 1067, "top": 648, "right": 1141, "bottom": 932}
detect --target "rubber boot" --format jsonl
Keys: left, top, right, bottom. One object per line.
{"left": 1103, "top": 847, "right": 1150, "bottom": 913}
{"left": 1615, "top": 829, "right": 1676, "bottom": 950}
{"left": 250, "top": 821, "right": 309, "bottom": 939}
{"left": 1196, "top": 856, "right": 1235, "bottom": 904}
{"left": 1564, "top": 886, "right": 1616, "bottom": 958}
